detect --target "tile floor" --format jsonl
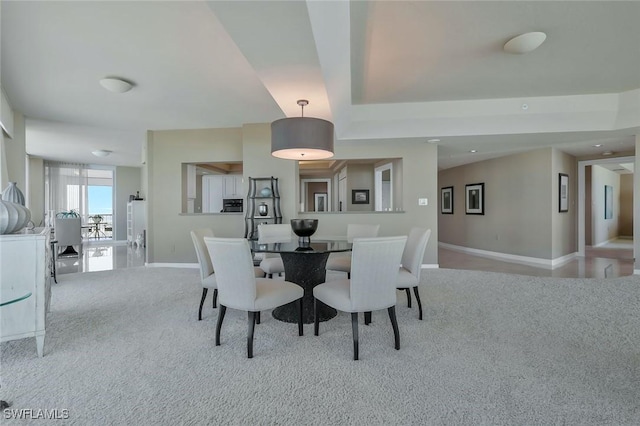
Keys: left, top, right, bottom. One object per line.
{"left": 56, "top": 238, "right": 635, "bottom": 279}
{"left": 438, "top": 238, "right": 635, "bottom": 278}
{"left": 56, "top": 239, "right": 146, "bottom": 275}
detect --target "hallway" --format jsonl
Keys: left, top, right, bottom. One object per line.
{"left": 438, "top": 238, "right": 635, "bottom": 278}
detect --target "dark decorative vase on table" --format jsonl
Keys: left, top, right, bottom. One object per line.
{"left": 290, "top": 219, "right": 318, "bottom": 245}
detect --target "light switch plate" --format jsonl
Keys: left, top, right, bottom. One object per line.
{"left": 418, "top": 198, "right": 428, "bottom": 206}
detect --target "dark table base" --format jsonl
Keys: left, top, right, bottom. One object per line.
{"left": 272, "top": 252, "right": 337, "bottom": 324}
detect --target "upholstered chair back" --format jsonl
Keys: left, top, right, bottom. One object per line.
{"left": 401, "top": 228, "right": 431, "bottom": 280}
{"left": 346, "top": 224, "right": 380, "bottom": 243}
{"left": 258, "top": 224, "right": 292, "bottom": 244}
{"left": 349, "top": 236, "right": 406, "bottom": 312}
{"left": 190, "top": 228, "right": 215, "bottom": 281}
{"left": 204, "top": 237, "right": 258, "bottom": 310}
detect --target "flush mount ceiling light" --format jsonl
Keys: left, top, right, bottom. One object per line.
{"left": 99, "top": 77, "right": 133, "bottom": 93}
{"left": 271, "top": 100, "right": 334, "bottom": 160}
{"left": 427, "top": 139, "right": 440, "bottom": 143}
{"left": 92, "top": 149, "right": 112, "bottom": 157}
{"left": 503, "top": 32, "right": 547, "bottom": 54}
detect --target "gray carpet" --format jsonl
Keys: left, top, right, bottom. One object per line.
{"left": 1, "top": 267, "right": 639, "bottom": 425}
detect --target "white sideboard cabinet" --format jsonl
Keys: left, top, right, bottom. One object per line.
{"left": 0, "top": 227, "right": 51, "bottom": 357}
{"left": 127, "top": 200, "right": 146, "bottom": 245}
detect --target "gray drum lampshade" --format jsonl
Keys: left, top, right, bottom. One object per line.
{"left": 271, "top": 117, "right": 334, "bottom": 160}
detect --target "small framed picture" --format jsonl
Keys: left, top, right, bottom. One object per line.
{"left": 604, "top": 185, "right": 613, "bottom": 219}
{"left": 559, "top": 173, "right": 569, "bottom": 213}
{"left": 465, "top": 183, "right": 484, "bottom": 215}
{"left": 441, "top": 186, "right": 453, "bottom": 214}
{"left": 352, "top": 189, "right": 370, "bottom": 204}
{"left": 314, "top": 192, "right": 327, "bottom": 212}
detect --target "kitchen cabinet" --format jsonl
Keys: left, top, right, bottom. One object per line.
{"left": 223, "top": 175, "right": 243, "bottom": 198}
{"left": 202, "top": 175, "right": 243, "bottom": 212}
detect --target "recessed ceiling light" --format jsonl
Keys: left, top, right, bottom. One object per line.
{"left": 593, "top": 144, "right": 603, "bottom": 147}
{"left": 470, "top": 149, "right": 478, "bottom": 153}
{"left": 503, "top": 32, "right": 547, "bottom": 54}
{"left": 92, "top": 149, "right": 112, "bottom": 157}
{"left": 99, "top": 77, "right": 133, "bottom": 93}
{"left": 427, "top": 139, "right": 440, "bottom": 143}
{"left": 521, "top": 104, "right": 529, "bottom": 110}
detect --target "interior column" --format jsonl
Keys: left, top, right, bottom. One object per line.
{"left": 635, "top": 135, "right": 640, "bottom": 274}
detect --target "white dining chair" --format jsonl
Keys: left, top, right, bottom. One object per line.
{"left": 190, "top": 229, "right": 216, "bottom": 320}
{"left": 258, "top": 223, "right": 292, "bottom": 278}
{"left": 190, "top": 229, "right": 264, "bottom": 321}
{"left": 54, "top": 217, "right": 82, "bottom": 257}
{"left": 396, "top": 228, "right": 431, "bottom": 320}
{"left": 204, "top": 237, "right": 304, "bottom": 358}
{"left": 325, "top": 224, "right": 380, "bottom": 278}
{"left": 313, "top": 235, "right": 406, "bottom": 360}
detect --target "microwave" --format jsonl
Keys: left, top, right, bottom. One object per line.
{"left": 222, "top": 199, "right": 243, "bottom": 212}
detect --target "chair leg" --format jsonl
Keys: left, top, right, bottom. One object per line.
{"left": 212, "top": 289, "right": 218, "bottom": 308}
{"left": 351, "top": 313, "right": 359, "bottom": 360}
{"left": 388, "top": 306, "right": 400, "bottom": 350}
{"left": 405, "top": 288, "right": 412, "bottom": 308}
{"left": 256, "top": 311, "right": 261, "bottom": 324}
{"left": 413, "top": 286, "right": 423, "bottom": 320}
{"left": 298, "top": 298, "right": 304, "bottom": 336}
{"left": 198, "top": 288, "right": 208, "bottom": 321}
{"left": 215, "top": 305, "right": 226, "bottom": 346}
{"left": 347, "top": 272, "right": 351, "bottom": 279}
{"left": 248, "top": 311, "right": 256, "bottom": 358}
{"left": 364, "top": 311, "right": 372, "bottom": 325}
{"left": 314, "top": 298, "right": 320, "bottom": 336}
{"left": 268, "top": 273, "right": 273, "bottom": 279}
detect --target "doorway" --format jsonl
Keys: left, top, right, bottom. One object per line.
{"left": 578, "top": 156, "right": 634, "bottom": 262}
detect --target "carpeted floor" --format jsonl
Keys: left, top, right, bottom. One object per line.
{"left": 1, "top": 267, "right": 639, "bottom": 425}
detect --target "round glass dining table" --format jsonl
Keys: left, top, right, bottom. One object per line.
{"left": 249, "top": 239, "right": 352, "bottom": 324}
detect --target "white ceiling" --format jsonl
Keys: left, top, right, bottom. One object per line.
{"left": 1, "top": 1, "right": 638, "bottom": 169}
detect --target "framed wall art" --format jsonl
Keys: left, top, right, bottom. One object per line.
{"left": 314, "top": 192, "right": 327, "bottom": 212}
{"left": 604, "top": 185, "right": 613, "bottom": 219}
{"left": 559, "top": 173, "right": 569, "bottom": 213}
{"left": 352, "top": 189, "right": 370, "bottom": 204}
{"left": 465, "top": 183, "right": 484, "bottom": 215}
{"left": 441, "top": 186, "right": 453, "bottom": 214}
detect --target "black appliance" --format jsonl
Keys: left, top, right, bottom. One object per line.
{"left": 222, "top": 199, "right": 243, "bottom": 212}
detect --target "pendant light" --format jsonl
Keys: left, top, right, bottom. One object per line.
{"left": 271, "top": 100, "right": 334, "bottom": 160}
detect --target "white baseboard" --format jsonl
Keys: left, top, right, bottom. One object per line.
{"left": 439, "top": 242, "right": 577, "bottom": 270}
{"left": 635, "top": 269, "right": 640, "bottom": 276}
{"left": 146, "top": 263, "right": 199, "bottom": 269}
{"left": 421, "top": 264, "right": 439, "bottom": 269}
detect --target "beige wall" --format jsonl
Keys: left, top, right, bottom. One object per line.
{"left": 146, "top": 123, "right": 439, "bottom": 265}
{"left": 297, "top": 139, "right": 438, "bottom": 265}
{"left": 146, "top": 127, "right": 245, "bottom": 263}
{"left": 619, "top": 174, "right": 633, "bottom": 237}
{"left": 551, "top": 148, "right": 578, "bottom": 258}
{"left": 439, "top": 147, "right": 575, "bottom": 260}
{"left": 3, "top": 112, "right": 26, "bottom": 193}
{"left": 346, "top": 163, "right": 374, "bottom": 212}
{"left": 27, "top": 156, "right": 45, "bottom": 226}
{"left": 591, "top": 165, "right": 620, "bottom": 246}
{"left": 585, "top": 166, "right": 593, "bottom": 246}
